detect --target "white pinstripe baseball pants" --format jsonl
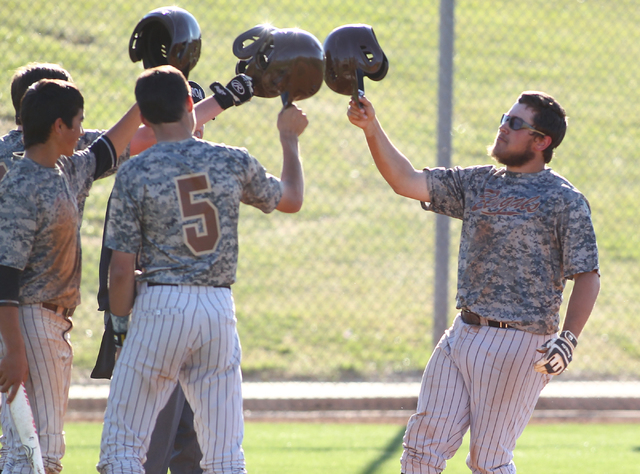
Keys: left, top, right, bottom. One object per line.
{"left": 401, "top": 315, "right": 553, "bottom": 474}
{"left": 97, "top": 284, "right": 245, "bottom": 474}
{"left": 0, "top": 305, "right": 73, "bottom": 474}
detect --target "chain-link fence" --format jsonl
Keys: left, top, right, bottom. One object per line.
{"left": 2, "top": 0, "right": 638, "bottom": 382}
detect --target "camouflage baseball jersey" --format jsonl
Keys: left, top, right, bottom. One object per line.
{"left": 0, "top": 136, "right": 117, "bottom": 308}
{"left": 423, "top": 165, "right": 599, "bottom": 335}
{"left": 0, "top": 128, "right": 129, "bottom": 216}
{"left": 105, "top": 137, "right": 283, "bottom": 287}
{"left": 0, "top": 130, "right": 23, "bottom": 182}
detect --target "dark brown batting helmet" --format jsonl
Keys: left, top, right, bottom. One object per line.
{"left": 323, "top": 24, "right": 389, "bottom": 99}
{"left": 129, "top": 7, "right": 202, "bottom": 79}
{"left": 233, "top": 25, "right": 324, "bottom": 106}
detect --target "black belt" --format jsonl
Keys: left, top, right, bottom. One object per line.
{"left": 42, "top": 302, "right": 75, "bottom": 317}
{"left": 461, "top": 310, "right": 515, "bottom": 329}
{"left": 147, "top": 282, "right": 230, "bottom": 289}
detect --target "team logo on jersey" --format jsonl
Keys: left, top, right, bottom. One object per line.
{"left": 471, "top": 189, "right": 541, "bottom": 216}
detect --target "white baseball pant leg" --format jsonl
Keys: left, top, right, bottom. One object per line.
{"left": 401, "top": 315, "right": 552, "bottom": 474}
{"left": 97, "top": 284, "right": 245, "bottom": 474}
{"left": 0, "top": 305, "right": 73, "bottom": 474}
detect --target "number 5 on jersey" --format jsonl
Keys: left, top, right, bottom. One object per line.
{"left": 175, "top": 173, "right": 221, "bottom": 255}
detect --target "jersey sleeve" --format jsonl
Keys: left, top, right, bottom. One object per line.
{"left": 422, "top": 166, "right": 471, "bottom": 219}
{"left": 0, "top": 178, "right": 35, "bottom": 270}
{"left": 559, "top": 194, "right": 599, "bottom": 279}
{"left": 77, "top": 129, "right": 129, "bottom": 180}
{"left": 104, "top": 165, "right": 142, "bottom": 254}
{"left": 239, "top": 152, "right": 283, "bottom": 213}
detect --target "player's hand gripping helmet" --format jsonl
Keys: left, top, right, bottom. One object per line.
{"left": 232, "top": 25, "right": 324, "bottom": 106}
{"left": 323, "top": 24, "right": 389, "bottom": 101}
{"left": 129, "top": 6, "right": 202, "bottom": 79}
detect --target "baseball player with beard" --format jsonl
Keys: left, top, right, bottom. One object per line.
{"left": 348, "top": 91, "right": 600, "bottom": 473}
{"left": 97, "top": 65, "right": 307, "bottom": 474}
{"left": 0, "top": 79, "right": 142, "bottom": 474}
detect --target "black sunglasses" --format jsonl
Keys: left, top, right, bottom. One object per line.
{"left": 500, "top": 114, "right": 545, "bottom": 136}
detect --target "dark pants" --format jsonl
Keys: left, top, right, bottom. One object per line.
{"left": 144, "top": 385, "right": 203, "bottom": 474}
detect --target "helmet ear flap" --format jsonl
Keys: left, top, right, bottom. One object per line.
{"left": 323, "top": 24, "right": 389, "bottom": 96}
{"left": 140, "top": 22, "right": 172, "bottom": 70}
{"left": 232, "top": 24, "right": 275, "bottom": 60}
{"left": 365, "top": 53, "right": 389, "bottom": 81}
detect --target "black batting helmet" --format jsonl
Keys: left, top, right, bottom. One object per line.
{"left": 323, "top": 24, "right": 389, "bottom": 98}
{"left": 232, "top": 25, "right": 324, "bottom": 105}
{"left": 129, "top": 7, "right": 202, "bottom": 79}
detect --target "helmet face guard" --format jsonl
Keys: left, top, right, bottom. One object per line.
{"left": 233, "top": 25, "right": 325, "bottom": 106}
{"left": 129, "top": 7, "right": 202, "bottom": 79}
{"left": 323, "top": 24, "right": 389, "bottom": 100}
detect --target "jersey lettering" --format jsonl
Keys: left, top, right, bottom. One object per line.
{"left": 175, "top": 173, "right": 221, "bottom": 256}
{"left": 471, "top": 189, "right": 541, "bottom": 215}
{"left": 0, "top": 162, "right": 7, "bottom": 181}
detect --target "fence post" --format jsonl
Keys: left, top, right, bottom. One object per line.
{"left": 433, "top": 0, "right": 455, "bottom": 346}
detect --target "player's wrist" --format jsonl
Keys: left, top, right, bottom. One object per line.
{"left": 210, "top": 82, "right": 235, "bottom": 110}
{"left": 559, "top": 329, "right": 578, "bottom": 348}
{"left": 110, "top": 311, "right": 130, "bottom": 348}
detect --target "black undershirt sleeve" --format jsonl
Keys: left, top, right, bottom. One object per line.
{"left": 0, "top": 265, "right": 21, "bottom": 306}
{"left": 92, "top": 134, "right": 118, "bottom": 180}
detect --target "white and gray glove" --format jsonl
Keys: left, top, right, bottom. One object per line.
{"left": 533, "top": 330, "right": 578, "bottom": 375}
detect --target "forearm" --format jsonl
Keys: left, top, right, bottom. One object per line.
{"left": 108, "top": 251, "right": 137, "bottom": 317}
{"left": 562, "top": 270, "right": 600, "bottom": 337}
{"left": 105, "top": 104, "right": 143, "bottom": 158}
{"left": 0, "top": 305, "right": 28, "bottom": 400}
{"left": 363, "top": 119, "right": 430, "bottom": 201}
{"left": 0, "top": 305, "right": 24, "bottom": 355}
{"left": 276, "top": 133, "right": 304, "bottom": 213}
{"left": 195, "top": 96, "right": 224, "bottom": 127}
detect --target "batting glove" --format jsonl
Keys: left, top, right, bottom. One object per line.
{"left": 533, "top": 330, "right": 578, "bottom": 375}
{"left": 110, "top": 311, "right": 130, "bottom": 348}
{"left": 210, "top": 74, "right": 253, "bottom": 109}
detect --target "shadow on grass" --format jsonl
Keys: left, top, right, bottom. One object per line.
{"left": 358, "top": 425, "right": 406, "bottom": 474}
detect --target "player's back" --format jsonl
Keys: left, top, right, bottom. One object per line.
{"left": 108, "top": 137, "right": 281, "bottom": 287}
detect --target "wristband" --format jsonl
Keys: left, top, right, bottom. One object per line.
{"left": 110, "top": 311, "right": 130, "bottom": 348}
{"left": 210, "top": 82, "right": 234, "bottom": 110}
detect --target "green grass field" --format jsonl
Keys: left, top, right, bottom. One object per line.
{"left": 59, "top": 421, "right": 640, "bottom": 474}
{"left": 1, "top": 0, "right": 640, "bottom": 381}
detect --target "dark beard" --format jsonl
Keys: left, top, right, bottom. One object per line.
{"left": 488, "top": 142, "right": 536, "bottom": 168}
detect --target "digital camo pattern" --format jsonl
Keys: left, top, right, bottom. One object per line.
{"left": 0, "top": 129, "right": 128, "bottom": 214}
{"left": 423, "top": 165, "right": 599, "bottom": 335}
{"left": 106, "top": 137, "right": 282, "bottom": 287}
{"left": 0, "top": 130, "right": 23, "bottom": 182}
{"left": 0, "top": 147, "right": 101, "bottom": 308}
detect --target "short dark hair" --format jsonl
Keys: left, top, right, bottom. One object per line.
{"left": 517, "top": 91, "right": 567, "bottom": 163}
{"left": 135, "top": 65, "right": 190, "bottom": 124}
{"left": 11, "top": 63, "right": 72, "bottom": 125}
{"left": 21, "top": 79, "right": 84, "bottom": 149}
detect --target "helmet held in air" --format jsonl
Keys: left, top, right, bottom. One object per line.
{"left": 323, "top": 24, "right": 388, "bottom": 99}
{"left": 233, "top": 25, "right": 325, "bottom": 106}
{"left": 129, "top": 6, "right": 202, "bottom": 79}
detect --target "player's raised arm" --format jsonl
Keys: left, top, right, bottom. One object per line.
{"left": 128, "top": 75, "right": 254, "bottom": 156}
{"left": 104, "top": 103, "right": 143, "bottom": 158}
{"left": 348, "top": 95, "right": 430, "bottom": 203}
{"left": 275, "top": 104, "right": 307, "bottom": 213}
